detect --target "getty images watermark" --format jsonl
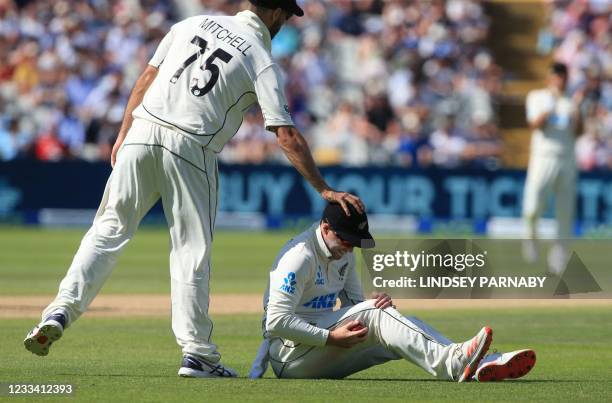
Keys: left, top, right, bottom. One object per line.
{"left": 361, "top": 239, "right": 609, "bottom": 299}
{"left": 370, "top": 249, "right": 545, "bottom": 289}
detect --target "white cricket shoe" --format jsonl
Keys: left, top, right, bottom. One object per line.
{"left": 475, "top": 349, "right": 536, "bottom": 382}
{"left": 24, "top": 312, "right": 67, "bottom": 356}
{"left": 178, "top": 355, "right": 238, "bottom": 378}
{"left": 454, "top": 326, "right": 493, "bottom": 382}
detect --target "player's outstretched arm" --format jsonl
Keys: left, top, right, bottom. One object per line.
{"left": 111, "top": 65, "right": 159, "bottom": 167}
{"left": 273, "top": 126, "right": 365, "bottom": 215}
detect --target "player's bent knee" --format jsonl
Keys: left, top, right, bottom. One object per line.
{"left": 347, "top": 300, "right": 378, "bottom": 314}
{"left": 340, "top": 300, "right": 382, "bottom": 326}
{"left": 357, "top": 300, "right": 377, "bottom": 309}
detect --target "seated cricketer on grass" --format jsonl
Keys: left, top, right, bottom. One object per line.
{"left": 249, "top": 203, "right": 537, "bottom": 381}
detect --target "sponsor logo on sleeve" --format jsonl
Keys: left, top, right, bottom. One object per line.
{"left": 280, "top": 272, "right": 297, "bottom": 294}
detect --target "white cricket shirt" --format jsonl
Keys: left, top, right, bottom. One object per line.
{"left": 263, "top": 223, "right": 365, "bottom": 347}
{"left": 133, "top": 10, "right": 294, "bottom": 151}
{"left": 526, "top": 88, "right": 577, "bottom": 158}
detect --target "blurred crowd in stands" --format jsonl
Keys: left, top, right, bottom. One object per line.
{"left": 539, "top": 0, "right": 612, "bottom": 171}
{"left": 224, "top": 0, "right": 504, "bottom": 169}
{"left": 0, "top": 0, "right": 503, "bottom": 169}
{"left": 0, "top": 0, "right": 608, "bottom": 171}
{"left": 0, "top": 0, "right": 174, "bottom": 162}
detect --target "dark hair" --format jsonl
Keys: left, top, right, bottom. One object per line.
{"left": 551, "top": 62, "right": 568, "bottom": 77}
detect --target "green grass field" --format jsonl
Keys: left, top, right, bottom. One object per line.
{"left": 1, "top": 227, "right": 611, "bottom": 402}
{"left": 0, "top": 227, "right": 293, "bottom": 295}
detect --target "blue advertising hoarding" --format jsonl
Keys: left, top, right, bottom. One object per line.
{"left": 1, "top": 161, "right": 611, "bottom": 234}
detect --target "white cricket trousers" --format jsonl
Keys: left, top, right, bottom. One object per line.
{"left": 522, "top": 154, "right": 576, "bottom": 239}
{"left": 43, "top": 118, "right": 221, "bottom": 362}
{"left": 269, "top": 300, "right": 459, "bottom": 379}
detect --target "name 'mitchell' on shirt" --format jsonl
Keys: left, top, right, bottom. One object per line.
{"left": 198, "top": 17, "right": 252, "bottom": 56}
{"left": 132, "top": 10, "right": 294, "bottom": 151}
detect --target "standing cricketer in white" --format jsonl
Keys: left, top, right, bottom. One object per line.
{"left": 522, "top": 62, "right": 584, "bottom": 273}
{"left": 24, "top": 0, "right": 365, "bottom": 378}
{"left": 250, "top": 203, "right": 537, "bottom": 381}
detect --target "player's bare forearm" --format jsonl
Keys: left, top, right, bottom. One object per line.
{"left": 274, "top": 126, "right": 365, "bottom": 214}
{"left": 117, "top": 65, "right": 159, "bottom": 137}
{"left": 572, "top": 90, "right": 585, "bottom": 136}
{"left": 574, "top": 112, "right": 583, "bottom": 137}
{"left": 111, "top": 65, "right": 159, "bottom": 167}
{"left": 275, "top": 126, "right": 329, "bottom": 193}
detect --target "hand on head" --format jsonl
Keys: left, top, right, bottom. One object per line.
{"left": 321, "top": 190, "right": 365, "bottom": 216}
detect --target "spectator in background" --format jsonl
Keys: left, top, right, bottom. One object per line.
{"left": 575, "top": 118, "right": 608, "bottom": 171}
{"left": 10, "top": 40, "right": 39, "bottom": 95}
{"left": 364, "top": 89, "right": 394, "bottom": 133}
{"left": 0, "top": 117, "right": 32, "bottom": 160}
{"left": 429, "top": 114, "right": 467, "bottom": 169}
{"left": 221, "top": 108, "right": 278, "bottom": 165}
{"left": 57, "top": 101, "right": 85, "bottom": 157}
{"left": 387, "top": 112, "right": 430, "bottom": 168}
{"left": 463, "top": 119, "right": 502, "bottom": 170}
{"left": 312, "top": 101, "right": 357, "bottom": 165}
{"left": 34, "top": 125, "right": 64, "bottom": 162}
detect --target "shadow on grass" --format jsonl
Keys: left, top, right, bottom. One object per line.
{"left": 341, "top": 378, "right": 602, "bottom": 383}
{"left": 57, "top": 373, "right": 171, "bottom": 378}
{"left": 55, "top": 374, "right": 609, "bottom": 384}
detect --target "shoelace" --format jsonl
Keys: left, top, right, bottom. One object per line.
{"left": 452, "top": 343, "right": 464, "bottom": 360}
{"left": 202, "top": 361, "right": 233, "bottom": 377}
